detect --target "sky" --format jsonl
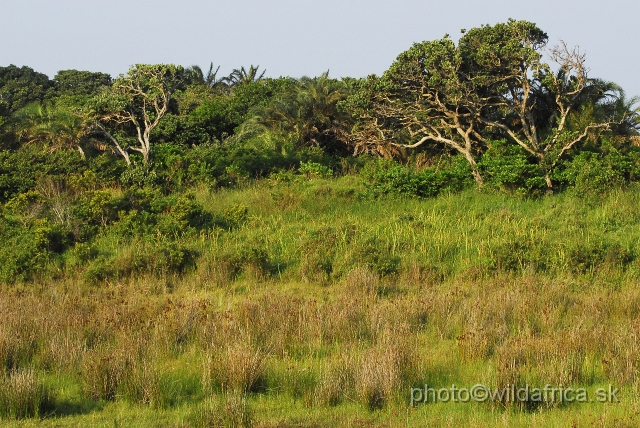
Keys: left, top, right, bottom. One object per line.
{"left": 2, "top": 0, "right": 639, "bottom": 96}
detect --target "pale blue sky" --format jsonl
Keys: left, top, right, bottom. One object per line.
{"left": 2, "top": 0, "right": 639, "bottom": 96}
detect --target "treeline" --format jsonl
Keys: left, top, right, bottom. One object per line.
{"left": 0, "top": 19, "right": 640, "bottom": 283}
{"left": 0, "top": 20, "right": 639, "bottom": 197}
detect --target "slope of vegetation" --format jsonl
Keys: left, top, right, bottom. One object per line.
{"left": 1, "top": 177, "right": 640, "bottom": 426}
{"left": 0, "top": 18, "right": 640, "bottom": 427}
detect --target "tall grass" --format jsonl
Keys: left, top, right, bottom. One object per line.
{"left": 3, "top": 179, "right": 640, "bottom": 425}
{"left": 0, "top": 369, "right": 53, "bottom": 419}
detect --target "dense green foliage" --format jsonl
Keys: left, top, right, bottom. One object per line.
{"left": 0, "top": 17, "right": 639, "bottom": 281}
{"left": 342, "top": 20, "right": 638, "bottom": 189}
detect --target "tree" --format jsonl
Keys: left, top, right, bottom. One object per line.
{"left": 99, "top": 64, "right": 185, "bottom": 164}
{"left": 8, "top": 70, "right": 114, "bottom": 157}
{"left": 462, "top": 23, "right": 628, "bottom": 189}
{"left": 346, "top": 35, "right": 495, "bottom": 186}
{"left": 224, "top": 65, "right": 266, "bottom": 87}
{"left": 0, "top": 99, "right": 6, "bottom": 130}
{"left": 346, "top": 20, "right": 632, "bottom": 189}
{"left": 241, "top": 72, "right": 351, "bottom": 153}
{"left": 0, "top": 65, "right": 52, "bottom": 114}
{"left": 186, "top": 63, "right": 226, "bottom": 90}
{"left": 13, "top": 103, "right": 90, "bottom": 156}
{"left": 51, "top": 70, "right": 112, "bottom": 98}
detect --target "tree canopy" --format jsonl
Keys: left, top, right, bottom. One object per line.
{"left": 0, "top": 65, "right": 52, "bottom": 115}
{"left": 96, "top": 64, "right": 185, "bottom": 164}
{"left": 344, "top": 19, "right": 635, "bottom": 189}
{"left": 0, "top": 19, "right": 637, "bottom": 194}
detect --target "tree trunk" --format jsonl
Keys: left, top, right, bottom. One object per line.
{"left": 463, "top": 150, "right": 484, "bottom": 187}
{"left": 141, "top": 133, "right": 151, "bottom": 164}
{"left": 96, "top": 124, "right": 131, "bottom": 166}
{"left": 545, "top": 174, "right": 553, "bottom": 194}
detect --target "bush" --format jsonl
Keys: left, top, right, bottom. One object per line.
{"left": 83, "top": 241, "right": 198, "bottom": 282}
{"left": 223, "top": 203, "right": 249, "bottom": 229}
{"left": 75, "top": 189, "right": 126, "bottom": 227}
{"left": 299, "top": 161, "right": 333, "bottom": 179}
{"left": 167, "top": 194, "right": 213, "bottom": 230}
{"left": 479, "top": 140, "right": 547, "bottom": 195}
{"left": 483, "top": 240, "right": 549, "bottom": 274}
{"left": 361, "top": 156, "right": 471, "bottom": 198}
{"left": 236, "top": 247, "right": 273, "bottom": 279}
{"left": 0, "top": 216, "right": 71, "bottom": 283}
{"left": 349, "top": 238, "right": 400, "bottom": 278}
{"left": 558, "top": 149, "right": 631, "bottom": 197}
{"left": 567, "top": 240, "right": 633, "bottom": 274}
{"left": 119, "top": 163, "right": 158, "bottom": 188}
{"left": 0, "top": 145, "right": 87, "bottom": 202}
{"left": 154, "top": 242, "right": 198, "bottom": 275}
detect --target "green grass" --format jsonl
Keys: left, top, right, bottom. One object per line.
{"left": 3, "top": 176, "right": 640, "bottom": 426}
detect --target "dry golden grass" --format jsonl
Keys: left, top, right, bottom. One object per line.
{"left": 192, "top": 392, "right": 254, "bottom": 428}
{"left": 0, "top": 369, "right": 53, "bottom": 419}
{"left": 203, "top": 340, "right": 269, "bottom": 395}
{"left": 1, "top": 268, "right": 640, "bottom": 423}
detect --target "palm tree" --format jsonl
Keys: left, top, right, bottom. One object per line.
{"left": 14, "top": 102, "right": 91, "bottom": 156}
{"left": 187, "top": 63, "right": 227, "bottom": 90}
{"left": 588, "top": 83, "right": 640, "bottom": 137}
{"left": 240, "top": 72, "right": 352, "bottom": 153}
{"left": 224, "top": 65, "right": 266, "bottom": 87}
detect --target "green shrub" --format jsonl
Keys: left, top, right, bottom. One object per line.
{"left": 567, "top": 240, "right": 633, "bottom": 274}
{"left": 167, "top": 194, "right": 213, "bottom": 230}
{"left": 559, "top": 150, "right": 630, "bottom": 197}
{"left": 223, "top": 203, "right": 249, "bottom": 229}
{"left": 71, "top": 242, "right": 99, "bottom": 264}
{"left": 119, "top": 163, "right": 158, "bottom": 188}
{"left": 121, "top": 187, "right": 167, "bottom": 214}
{"left": 154, "top": 242, "right": 198, "bottom": 275}
{"left": 75, "top": 190, "right": 125, "bottom": 227}
{"left": 268, "top": 170, "right": 299, "bottom": 183}
{"left": 110, "top": 209, "right": 157, "bottom": 237}
{"left": 0, "top": 145, "right": 87, "bottom": 202}
{"left": 237, "top": 247, "right": 273, "bottom": 279}
{"left": 299, "top": 252, "right": 333, "bottom": 284}
{"left": 3, "top": 190, "right": 45, "bottom": 222}
{"left": 83, "top": 242, "right": 198, "bottom": 281}
{"left": 83, "top": 257, "right": 115, "bottom": 283}
{"left": 479, "top": 140, "right": 546, "bottom": 195}
{"left": 299, "top": 161, "right": 333, "bottom": 179}
{"left": 0, "top": 216, "right": 69, "bottom": 282}
{"left": 483, "top": 240, "right": 550, "bottom": 274}
{"left": 361, "top": 156, "right": 471, "bottom": 198}
{"left": 349, "top": 237, "right": 400, "bottom": 277}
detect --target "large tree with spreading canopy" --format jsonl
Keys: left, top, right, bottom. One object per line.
{"left": 345, "top": 19, "right": 630, "bottom": 189}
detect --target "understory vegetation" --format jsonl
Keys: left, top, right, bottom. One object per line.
{"left": 1, "top": 18, "right": 640, "bottom": 427}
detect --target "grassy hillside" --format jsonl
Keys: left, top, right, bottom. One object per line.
{"left": 2, "top": 176, "right": 640, "bottom": 427}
